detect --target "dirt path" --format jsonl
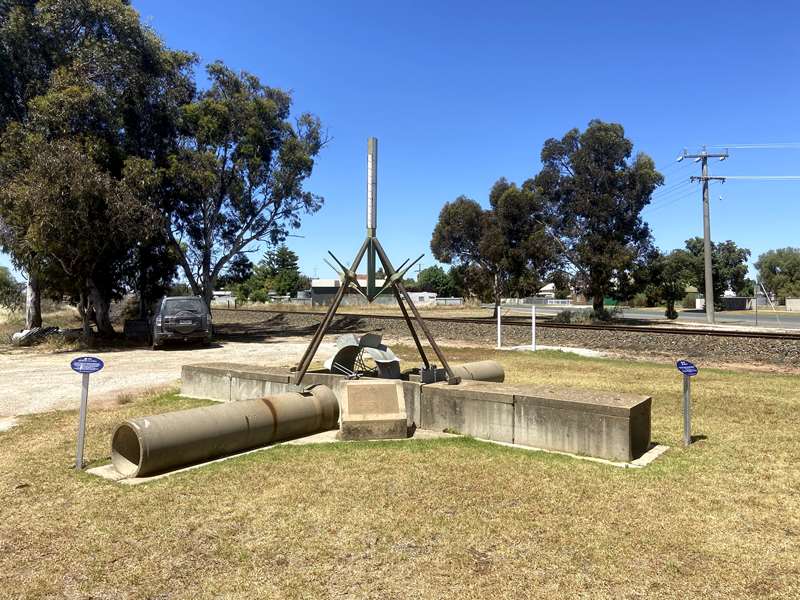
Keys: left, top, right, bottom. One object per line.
{"left": 0, "top": 338, "right": 336, "bottom": 417}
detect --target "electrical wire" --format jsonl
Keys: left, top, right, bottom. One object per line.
{"left": 707, "top": 143, "right": 800, "bottom": 149}
{"left": 717, "top": 175, "right": 800, "bottom": 180}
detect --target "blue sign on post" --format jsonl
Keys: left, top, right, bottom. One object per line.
{"left": 71, "top": 356, "right": 103, "bottom": 469}
{"left": 676, "top": 360, "right": 698, "bottom": 377}
{"left": 676, "top": 360, "right": 698, "bottom": 447}
{"left": 70, "top": 356, "right": 104, "bottom": 374}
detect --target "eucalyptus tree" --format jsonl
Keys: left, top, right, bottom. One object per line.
{"left": 0, "top": 0, "right": 195, "bottom": 333}
{"left": 431, "top": 179, "right": 558, "bottom": 314}
{"left": 533, "top": 120, "right": 663, "bottom": 313}
{"left": 161, "top": 62, "right": 325, "bottom": 309}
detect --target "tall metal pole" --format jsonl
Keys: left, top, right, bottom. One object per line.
{"left": 681, "top": 147, "right": 728, "bottom": 325}
{"left": 366, "top": 137, "right": 378, "bottom": 300}
{"left": 701, "top": 155, "right": 715, "bottom": 324}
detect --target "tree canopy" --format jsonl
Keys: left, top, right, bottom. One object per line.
{"left": 416, "top": 265, "right": 459, "bottom": 298}
{"left": 684, "top": 237, "right": 750, "bottom": 308}
{"left": 0, "top": 264, "right": 23, "bottom": 312}
{"left": 431, "top": 179, "right": 558, "bottom": 311}
{"left": 755, "top": 247, "right": 800, "bottom": 301}
{"left": 0, "top": 0, "right": 194, "bottom": 333}
{"left": 157, "top": 62, "right": 324, "bottom": 309}
{"left": 533, "top": 120, "right": 663, "bottom": 312}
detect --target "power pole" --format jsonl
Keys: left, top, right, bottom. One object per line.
{"left": 678, "top": 147, "right": 728, "bottom": 324}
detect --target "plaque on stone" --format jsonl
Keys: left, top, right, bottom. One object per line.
{"left": 340, "top": 380, "right": 408, "bottom": 440}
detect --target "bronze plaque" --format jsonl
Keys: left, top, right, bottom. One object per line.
{"left": 348, "top": 384, "right": 399, "bottom": 416}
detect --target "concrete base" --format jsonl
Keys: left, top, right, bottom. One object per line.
{"left": 181, "top": 363, "right": 652, "bottom": 462}
{"left": 340, "top": 380, "right": 409, "bottom": 440}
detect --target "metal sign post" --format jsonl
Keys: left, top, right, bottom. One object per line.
{"left": 676, "top": 360, "right": 698, "bottom": 447}
{"left": 70, "top": 356, "right": 104, "bottom": 469}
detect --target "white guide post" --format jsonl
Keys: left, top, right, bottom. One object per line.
{"left": 531, "top": 305, "right": 537, "bottom": 351}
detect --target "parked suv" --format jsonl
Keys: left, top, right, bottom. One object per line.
{"left": 151, "top": 296, "right": 212, "bottom": 349}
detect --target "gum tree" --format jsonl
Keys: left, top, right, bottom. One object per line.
{"left": 160, "top": 63, "right": 325, "bottom": 310}
{"left": 534, "top": 120, "right": 663, "bottom": 313}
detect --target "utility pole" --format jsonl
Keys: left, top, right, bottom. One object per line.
{"left": 678, "top": 147, "right": 728, "bottom": 324}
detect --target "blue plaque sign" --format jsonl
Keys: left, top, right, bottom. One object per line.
{"left": 70, "top": 356, "right": 104, "bottom": 374}
{"left": 676, "top": 360, "right": 698, "bottom": 377}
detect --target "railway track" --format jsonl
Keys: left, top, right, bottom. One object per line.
{"left": 215, "top": 307, "right": 800, "bottom": 341}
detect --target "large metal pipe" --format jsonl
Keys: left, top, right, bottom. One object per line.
{"left": 366, "top": 137, "right": 377, "bottom": 234}
{"left": 111, "top": 385, "right": 339, "bottom": 478}
{"left": 451, "top": 360, "right": 505, "bottom": 383}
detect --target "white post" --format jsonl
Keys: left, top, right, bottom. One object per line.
{"left": 496, "top": 307, "right": 502, "bottom": 349}
{"left": 531, "top": 305, "right": 537, "bottom": 351}
{"left": 75, "top": 372, "right": 90, "bottom": 469}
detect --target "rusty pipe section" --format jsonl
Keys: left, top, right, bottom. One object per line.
{"left": 111, "top": 385, "right": 339, "bottom": 478}
{"left": 450, "top": 360, "right": 505, "bottom": 383}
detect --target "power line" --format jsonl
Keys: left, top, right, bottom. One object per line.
{"left": 707, "top": 143, "right": 800, "bottom": 149}
{"left": 651, "top": 178, "right": 692, "bottom": 199}
{"left": 644, "top": 191, "right": 695, "bottom": 215}
{"left": 713, "top": 175, "right": 800, "bottom": 180}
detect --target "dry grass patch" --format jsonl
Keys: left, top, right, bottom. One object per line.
{"left": 1, "top": 349, "right": 799, "bottom": 598}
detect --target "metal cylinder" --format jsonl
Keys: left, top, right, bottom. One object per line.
{"left": 451, "top": 360, "right": 505, "bottom": 383}
{"left": 111, "top": 385, "right": 339, "bottom": 478}
{"left": 366, "top": 137, "right": 377, "bottom": 233}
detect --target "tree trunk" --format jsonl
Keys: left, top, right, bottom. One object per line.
{"left": 138, "top": 249, "right": 147, "bottom": 319}
{"left": 592, "top": 293, "right": 604, "bottom": 314}
{"left": 25, "top": 272, "right": 42, "bottom": 330}
{"left": 665, "top": 299, "right": 677, "bottom": 319}
{"left": 88, "top": 278, "right": 115, "bottom": 337}
{"left": 492, "top": 272, "right": 501, "bottom": 318}
{"left": 78, "top": 292, "right": 92, "bottom": 339}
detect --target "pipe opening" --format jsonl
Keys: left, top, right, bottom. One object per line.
{"left": 111, "top": 423, "right": 142, "bottom": 477}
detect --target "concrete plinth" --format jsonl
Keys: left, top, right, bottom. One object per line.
{"left": 181, "top": 363, "right": 652, "bottom": 462}
{"left": 340, "top": 380, "right": 408, "bottom": 440}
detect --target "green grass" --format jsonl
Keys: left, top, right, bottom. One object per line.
{"left": 1, "top": 349, "right": 799, "bottom": 598}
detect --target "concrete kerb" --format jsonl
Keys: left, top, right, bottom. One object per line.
{"left": 473, "top": 438, "right": 669, "bottom": 469}
{"left": 86, "top": 429, "right": 669, "bottom": 485}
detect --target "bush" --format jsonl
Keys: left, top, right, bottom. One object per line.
{"left": 631, "top": 293, "right": 649, "bottom": 308}
{"left": 249, "top": 289, "right": 268, "bottom": 303}
{"left": 552, "top": 309, "right": 593, "bottom": 324}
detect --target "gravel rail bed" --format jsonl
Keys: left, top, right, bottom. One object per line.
{"left": 215, "top": 310, "right": 800, "bottom": 367}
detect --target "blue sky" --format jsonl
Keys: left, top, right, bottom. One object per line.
{"left": 3, "top": 0, "right": 799, "bottom": 280}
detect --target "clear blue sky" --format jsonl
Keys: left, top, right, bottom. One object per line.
{"left": 3, "top": 0, "right": 799, "bottom": 280}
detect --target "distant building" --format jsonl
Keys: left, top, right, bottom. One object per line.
{"left": 310, "top": 277, "right": 438, "bottom": 307}
{"left": 536, "top": 283, "right": 556, "bottom": 299}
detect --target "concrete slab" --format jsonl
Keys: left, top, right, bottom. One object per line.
{"left": 506, "top": 345, "right": 605, "bottom": 358}
{"left": 514, "top": 387, "right": 651, "bottom": 462}
{"left": 0, "top": 417, "right": 18, "bottom": 432}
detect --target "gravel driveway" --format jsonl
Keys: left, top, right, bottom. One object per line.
{"left": 0, "top": 338, "right": 336, "bottom": 418}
